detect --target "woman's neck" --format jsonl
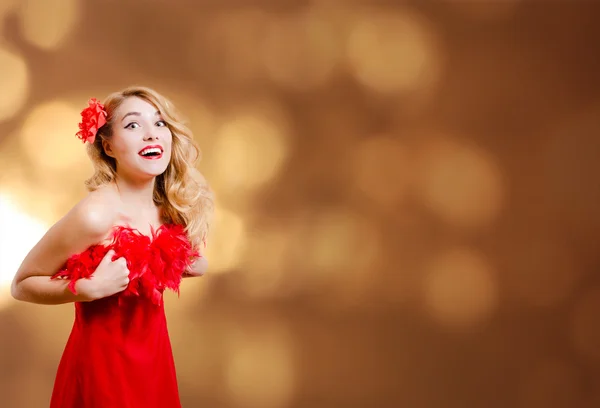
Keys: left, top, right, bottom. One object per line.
{"left": 113, "top": 176, "right": 156, "bottom": 211}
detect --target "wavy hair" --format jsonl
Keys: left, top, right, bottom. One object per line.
{"left": 84, "top": 86, "right": 214, "bottom": 250}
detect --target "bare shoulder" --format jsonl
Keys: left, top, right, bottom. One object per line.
{"left": 13, "top": 185, "right": 121, "bottom": 281}
{"left": 66, "top": 186, "right": 120, "bottom": 240}
{"left": 46, "top": 184, "right": 121, "bottom": 251}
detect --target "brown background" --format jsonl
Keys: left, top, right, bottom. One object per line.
{"left": 1, "top": 1, "right": 600, "bottom": 407}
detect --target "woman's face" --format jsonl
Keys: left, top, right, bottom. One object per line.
{"left": 103, "top": 96, "right": 173, "bottom": 180}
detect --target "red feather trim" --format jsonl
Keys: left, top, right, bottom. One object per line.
{"left": 51, "top": 224, "right": 199, "bottom": 305}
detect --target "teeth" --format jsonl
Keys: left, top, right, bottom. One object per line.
{"left": 140, "top": 147, "right": 162, "bottom": 156}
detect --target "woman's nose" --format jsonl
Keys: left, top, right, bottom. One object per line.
{"left": 144, "top": 129, "right": 158, "bottom": 140}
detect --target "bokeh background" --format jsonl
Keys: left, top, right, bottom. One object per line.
{"left": 1, "top": 0, "right": 600, "bottom": 407}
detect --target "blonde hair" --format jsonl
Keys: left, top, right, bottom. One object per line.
{"left": 85, "top": 86, "right": 214, "bottom": 250}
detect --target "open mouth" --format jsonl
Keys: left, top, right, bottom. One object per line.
{"left": 139, "top": 146, "right": 163, "bottom": 160}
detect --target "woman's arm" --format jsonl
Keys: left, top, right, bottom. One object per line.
{"left": 183, "top": 254, "right": 208, "bottom": 278}
{"left": 11, "top": 194, "right": 117, "bottom": 305}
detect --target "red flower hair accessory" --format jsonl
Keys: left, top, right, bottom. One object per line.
{"left": 76, "top": 98, "right": 107, "bottom": 144}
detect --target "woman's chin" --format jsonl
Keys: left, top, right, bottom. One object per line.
{"left": 140, "top": 162, "right": 169, "bottom": 177}
{"left": 132, "top": 167, "right": 169, "bottom": 180}
{"left": 117, "top": 160, "right": 170, "bottom": 181}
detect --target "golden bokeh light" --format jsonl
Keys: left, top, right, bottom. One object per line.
{"left": 570, "top": 286, "right": 600, "bottom": 363}
{"left": 19, "top": 0, "right": 80, "bottom": 50}
{"left": 0, "top": 152, "right": 75, "bottom": 225}
{"left": 191, "top": 10, "right": 269, "bottom": 83}
{"left": 415, "top": 136, "right": 504, "bottom": 229}
{"left": 239, "top": 225, "right": 292, "bottom": 299}
{"left": 260, "top": 10, "right": 340, "bottom": 91}
{"left": 0, "top": 0, "right": 19, "bottom": 32}
{"left": 168, "top": 318, "right": 220, "bottom": 395}
{"left": 0, "top": 1, "right": 18, "bottom": 17}
{"left": 238, "top": 209, "right": 383, "bottom": 303}
{"left": 346, "top": 7, "right": 441, "bottom": 95}
{"left": 204, "top": 206, "right": 247, "bottom": 273}
{"left": 0, "top": 192, "right": 48, "bottom": 309}
{"left": 0, "top": 140, "right": 64, "bottom": 223}
{"left": 0, "top": 131, "right": 27, "bottom": 184}
{"left": 168, "top": 276, "right": 209, "bottom": 310}
{"left": 0, "top": 46, "right": 29, "bottom": 122}
{"left": 169, "top": 93, "right": 220, "bottom": 148}
{"left": 4, "top": 369, "right": 54, "bottom": 408}
{"left": 224, "top": 319, "right": 296, "bottom": 408}
{"left": 20, "top": 100, "right": 91, "bottom": 175}
{"left": 18, "top": 303, "right": 73, "bottom": 355}
{"left": 353, "top": 135, "right": 411, "bottom": 209}
{"left": 422, "top": 247, "right": 498, "bottom": 328}
{"left": 0, "top": 2, "right": 597, "bottom": 407}
{"left": 209, "top": 102, "right": 291, "bottom": 193}
{"left": 518, "top": 358, "right": 584, "bottom": 408}
{"left": 301, "top": 208, "right": 382, "bottom": 300}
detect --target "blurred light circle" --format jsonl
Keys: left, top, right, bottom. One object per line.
{"left": 0, "top": 0, "right": 19, "bottom": 17}
{"left": 0, "top": 192, "right": 48, "bottom": 307}
{"left": 20, "top": 100, "right": 89, "bottom": 173}
{"left": 415, "top": 136, "right": 504, "bottom": 229}
{"left": 225, "top": 320, "right": 296, "bottom": 408}
{"left": 261, "top": 10, "right": 340, "bottom": 90}
{"left": 240, "top": 226, "right": 292, "bottom": 299}
{"left": 210, "top": 103, "right": 290, "bottom": 193}
{"left": 204, "top": 206, "right": 247, "bottom": 273}
{"left": 423, "top": 247, "right": 498, "bottom": 328}
{"left": 346, "top": 8, "right": 441, "bottom": 95}
{"left": 20, "top": 0, "right": 81, "bottom": 50}
{"left": 306, "top": 209, "right": 380, "bottom": 274}
{"left": 192, "top": 10, "right": 268, "bottom": 83}
{"left": 0, "top": 149, "right": 67, "bottom": 224}
{"left": 293, "top": 208, "right": 382, "bottom": 306}
{"left": 0, "top": 0, "right": 19, "bottom": 32}
{"left": 0, "top": 47, "right": 29, "bottom": 122}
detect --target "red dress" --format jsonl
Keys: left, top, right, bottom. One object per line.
{"left": 49, "top": 224, "right": 198, "bottom": 408}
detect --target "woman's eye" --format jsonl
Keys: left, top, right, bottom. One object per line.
{"left": 125, "top": 122, "right": 140, "bottom": 129}
{"left": 156, "top": 120, "right": 166, "bottom": 127}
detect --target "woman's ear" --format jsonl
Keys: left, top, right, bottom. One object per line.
{"left": 102, "top": 139, "right": 115, "bottom": 158}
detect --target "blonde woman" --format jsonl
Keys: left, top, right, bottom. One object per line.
{"left": 11, "top": 86, "right": 213, "bottom": 408}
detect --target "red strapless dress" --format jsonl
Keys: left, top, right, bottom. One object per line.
{"left": 49, "top": 224, "right": 198, "bottom": 408}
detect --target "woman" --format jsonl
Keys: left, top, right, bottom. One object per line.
{"left": 10, "top": 86, "right": 214, "bottom": 408}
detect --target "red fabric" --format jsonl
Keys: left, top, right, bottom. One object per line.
{"left": 49, "top": 224, "right": 198, "bottom": 408}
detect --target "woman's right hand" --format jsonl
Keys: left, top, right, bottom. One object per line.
{"left": 76, "top": 250, "right": 130, "bottom": 301}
